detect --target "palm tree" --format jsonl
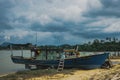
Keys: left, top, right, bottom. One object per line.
{"left": 108, "top": 37, "right": 111, "bottom": 42}
{"left": 106, "top": 37, "right": 109, "bottom": 41}
{"left": 113, "top": 37, "right": 117, "bottom": 43}
{"left": 100, "top": 40, "right": 104, "bottom": 43}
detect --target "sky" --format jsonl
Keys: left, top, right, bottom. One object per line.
{"left": 0, "top": 0, "right": 120, "bottom": 45}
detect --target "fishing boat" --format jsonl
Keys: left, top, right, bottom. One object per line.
{"left": 11, "top": 46, "right": 110, "bottom": 69}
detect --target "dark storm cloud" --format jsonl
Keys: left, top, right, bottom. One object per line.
{"left": 0, "top": 0, "right": 14, "bottom": 31}
{"left": 0, "top": 0, "right": 120, "bottom": 45}
{"left": 0, "top": 0, "right": 9, "bottom": 22}
{"left": 30, "top": 21, "right": 74, "bottom": 32}
{"left": 0, "top": 23, "right": 13, "bottom": 31}
{"left": 71, "top": 29, "right": 120, "bottom": 39}
{"left": 13, "top": 16, "right": 29, "bottom": 24}
{"left": 80, "top": 0, "right": 120, "bottom": 40}
{"left": 84, "top": 0, "right": 120, "bottom": 17}
{"left": 101, "top": 0, "right": 120, "bottom": 8}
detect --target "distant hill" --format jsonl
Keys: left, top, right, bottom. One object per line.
{"left": 0, "top": 42, "right": 13, "bottom": 47}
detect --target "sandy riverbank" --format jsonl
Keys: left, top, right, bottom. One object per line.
{"left": 0, "top": 72, "right": 16, "bottom": 78}
{"left": 27, "top": 65, "right": 120, "bottom": 80}
{"left": 1, "top": 65, "right": 120, "bottom": 80}
{"left": 0, "top": 59, "right": 120, "bottom": 80}
{"left": 111, "top": 59, "right": 120, "bottom": 62}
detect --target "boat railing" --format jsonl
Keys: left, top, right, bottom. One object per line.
{"left": 10, "top": 45, "right": 35, "bottom": 59}
{"left": 10, "top": 45, "right": 84, "bottom": 60}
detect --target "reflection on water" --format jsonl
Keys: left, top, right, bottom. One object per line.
{"left": 0, "top": 50, "right": 30, "bottom": 75}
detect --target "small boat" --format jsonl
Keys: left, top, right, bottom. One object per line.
{"left": 11, "top": 47, "right": 110, "bottom": 69}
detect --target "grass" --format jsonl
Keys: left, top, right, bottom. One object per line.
{"left": 0, "top": 63, "right": 120, "bottom": 80}
{"left": 0, "top": 68, "right": 76, "bottom": 80}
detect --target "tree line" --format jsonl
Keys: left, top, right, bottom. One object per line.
{"left": 0, "top": 37, "right": 120, "bottom": 51}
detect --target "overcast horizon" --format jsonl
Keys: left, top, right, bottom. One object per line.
{"left": 0, "top": 0, "right": 120, "bottom": 45}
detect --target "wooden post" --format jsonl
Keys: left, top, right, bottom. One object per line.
{"left": 31, "top": 51, "right": 32, "bottom": 58}
{"left": 21, "top": 47, "right": 23, "bottom": 57}
{"left": 10, "top": 45, "right": 13, "bottom": 56}
{"left": 118, "top": 51, "right": 120, "bottom": 57}
{"left": 42, "top": 52, "right": 43, "bottom": 60}
{"left": 45, "top": 46, "right": 48, "bottom": 60}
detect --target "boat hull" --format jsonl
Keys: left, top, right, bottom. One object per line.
{"left": 11, "top": 53, "right": 109, "bottom": 69}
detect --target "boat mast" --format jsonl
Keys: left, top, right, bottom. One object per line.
{"left": 45, "top": 45, "right": 48, "bottom": 60}
{"left": 10, "top": 44, "right": 13, "bottom": 56}
{"left": 35, "top": 32, "right": 37, "bottom": 47}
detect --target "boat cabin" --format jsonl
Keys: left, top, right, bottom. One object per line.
{"left": 31, "top": 48, "right": 80, "bottom": 60}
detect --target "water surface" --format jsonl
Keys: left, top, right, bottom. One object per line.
{"left": 0, "top": 50, "right": 31, "bottom": 75}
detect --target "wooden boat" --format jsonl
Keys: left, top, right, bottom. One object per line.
{"left": 11, "top": 48, "right": 110, "bottom": 69}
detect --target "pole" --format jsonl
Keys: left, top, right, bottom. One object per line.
{"left": 45, "top": 46, "right": 48, "bottom": 60}
{"left": 31, "top": 50, "right": 32, "bottom": 58}
{"left": 36, "top": 32, "right": 37, "bottom": 46}
{"left": 21, "top": 47, "right": 23, "bottom": 57}
{"left": 10, "top": 45, "right": 13, "bottom": 56}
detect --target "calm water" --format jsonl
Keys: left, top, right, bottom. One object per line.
{"left": 0, "top": 50, "right": 31, "bottom": 75}
{"left": 0, "top": 50, "right": 118, "bottom": 75}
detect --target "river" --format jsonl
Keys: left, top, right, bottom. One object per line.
{"left": 0, "top": 50, "right": 31, "bottom": 75}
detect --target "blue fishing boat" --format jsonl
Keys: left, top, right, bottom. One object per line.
{"left": 11, "top": 48, "right": 110, "bottom": 69}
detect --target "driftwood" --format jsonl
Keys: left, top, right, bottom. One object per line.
{"left": 111, "top": 73, "right": 120, "bottom": 80}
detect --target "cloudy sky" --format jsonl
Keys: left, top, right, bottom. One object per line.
{"left": 0, "top": 0, "right": 120, "bottom": 45}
